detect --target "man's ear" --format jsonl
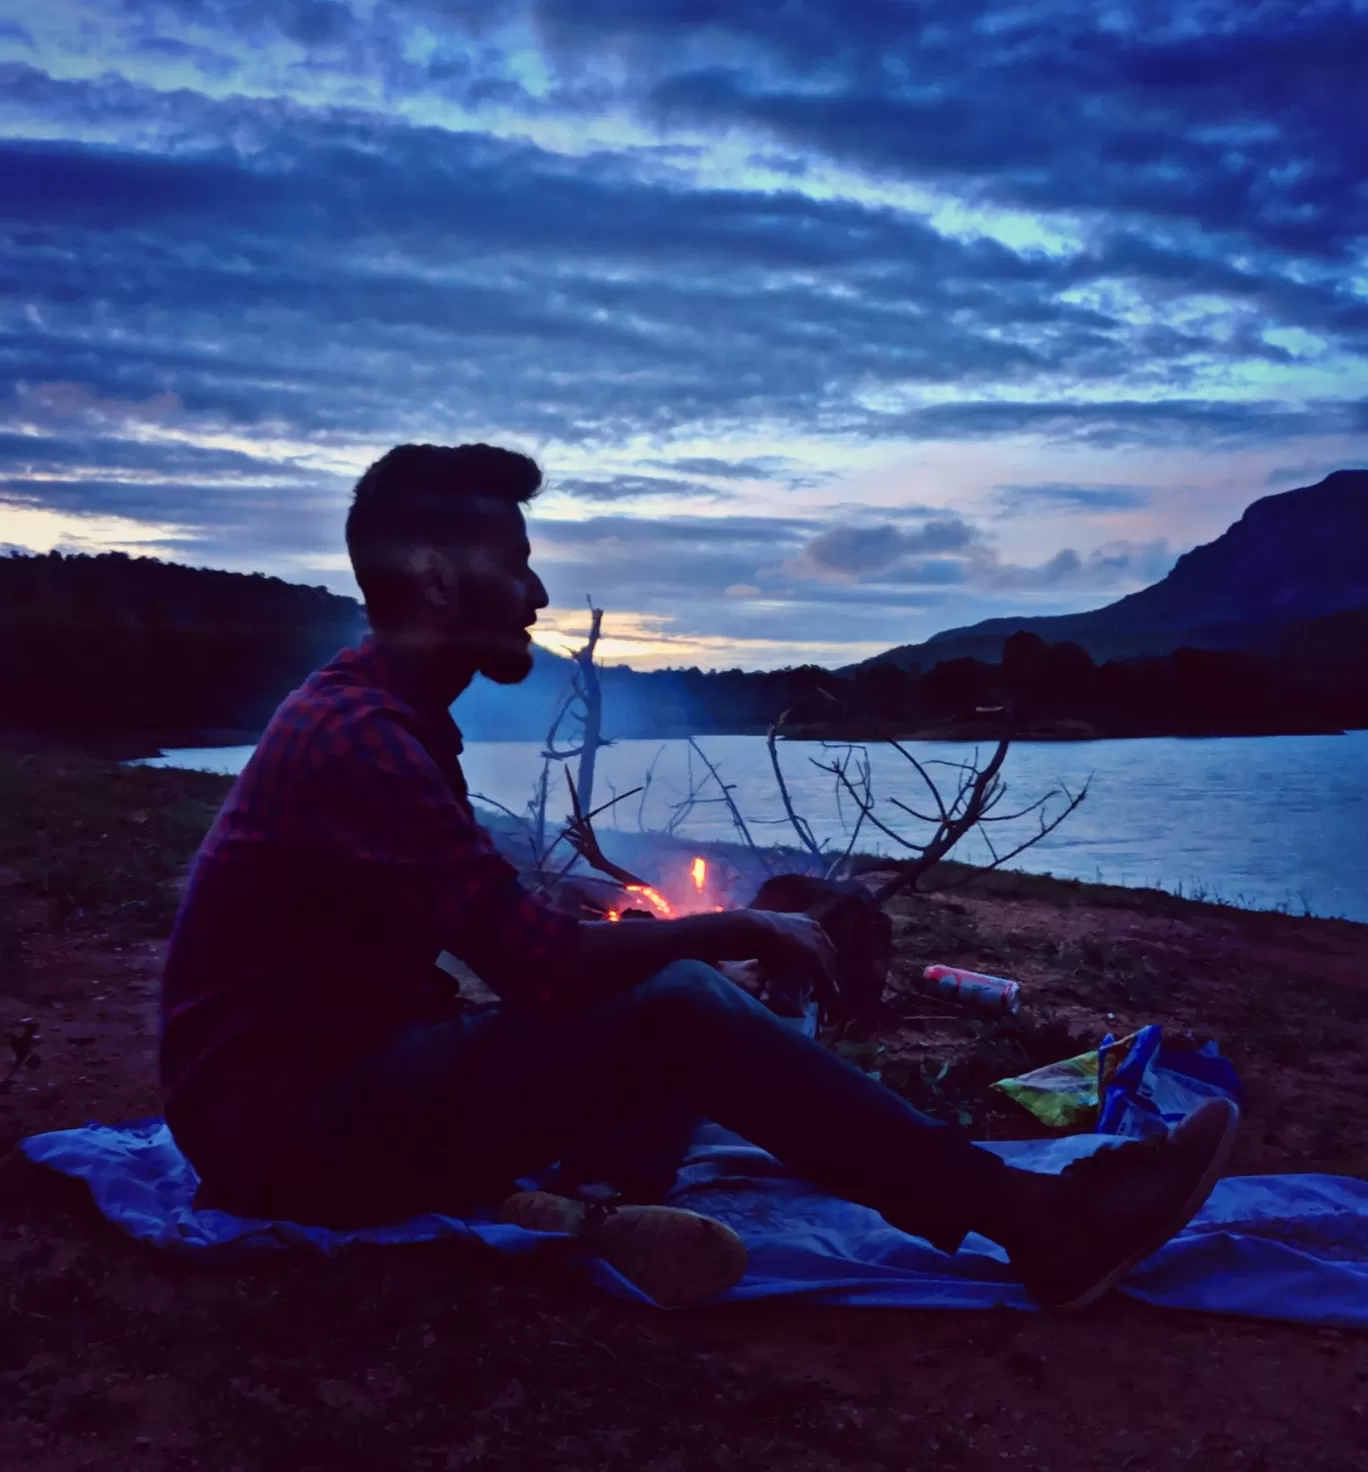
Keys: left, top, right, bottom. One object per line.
{"left": 407, "top": 547, "right": 459, "bottom": 610}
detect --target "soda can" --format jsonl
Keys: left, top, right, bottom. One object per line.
{"left": 921, "top": 964, "right": 1022, "bottom": 1017}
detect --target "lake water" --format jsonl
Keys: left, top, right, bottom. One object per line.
{"left": 143, "top": 730, "right": 1368, "bottom": 924}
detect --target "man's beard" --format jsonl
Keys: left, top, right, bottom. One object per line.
{"left": 477, "top": 643, "right": 535, "bottom": 685}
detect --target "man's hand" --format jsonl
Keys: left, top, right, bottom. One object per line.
{"left": 744, "top": 909, "right": 838, "bottom": 997}
{"left": 573, "top": 906, "right": 838, "bottom": 1004}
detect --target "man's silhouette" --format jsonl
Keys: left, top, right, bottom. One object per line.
{"left": 160, "top": 443, "right": 1238, "bottom": 1307}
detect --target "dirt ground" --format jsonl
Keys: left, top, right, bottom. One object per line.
{"left": 2, "top": 751, "right": 1368, "bottom": 1470}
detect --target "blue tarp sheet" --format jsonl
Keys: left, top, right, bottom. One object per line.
{"left": 21, "top": 1118, "right": 1368, "bottom": 1326}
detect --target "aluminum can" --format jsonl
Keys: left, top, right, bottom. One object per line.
{"left": 921, "top": 964, "right": 1022, "bottom": 1017}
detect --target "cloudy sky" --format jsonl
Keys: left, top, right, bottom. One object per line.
{"left": 1, "top": 2, "right": 1365, "bottom": 669}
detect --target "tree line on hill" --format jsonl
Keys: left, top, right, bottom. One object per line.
{"left": 592, "top": 626, "right": 1365, "bottom": 740}
{"left": 2, "top": 549, "right": 1364, "bottom": 744}
{"left": 815, "top": 627, "right": 1368, "bottom": 739}
{"left": 0, "top": 550, "right": 364, "bottom": 741}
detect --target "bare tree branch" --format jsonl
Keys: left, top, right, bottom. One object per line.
{"left": 468, "top": 791, "right": 536, "bottom": 830}
{"left": 871, "top": 718, "right": 1016, "bottom": 903}
{"left": 813, "top": 754, "right": 922, "bottom": 853}
{"left": 886, "top": 796, "right": 943, "bottom": 825}
{"left": 975, "top": 790, "right": 1057, "bottom": 824}
{"left": 687, "top": 737, "right": 775, "bottom": 871}
{"left": 920, "top": 782, "right": 1090, "bottom": 892}
{"left": 560, "top": 769, "right": 653, "bottom": 891}
{"left": 543, "top": 682, "right": 583, "bottom": 761}
{"left": 637, "top": 745, "right": 665, "bottom": 832}
{"left": 818, "top": 745, "right": 874, "bottom": 880}
{"left": 572, "top": 601, "right": 608, "bottom": 813}
{"left": 662, "top": 740, "right": 708, "bottom": 837}
{"left": 767, "top": 708, "right": 826, "bottom": 862}
{"left": 811, "top": 690, "right": 953, "bottom": 826}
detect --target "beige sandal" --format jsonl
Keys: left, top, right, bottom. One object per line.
{"left": 500, "top": 1189, "right": 748, "bottom": 1308}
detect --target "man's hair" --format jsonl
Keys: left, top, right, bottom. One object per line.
{"left": 345, "top": 442, "right": 542, "bottom": 624}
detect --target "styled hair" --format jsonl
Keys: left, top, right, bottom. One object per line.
{"left": 345, "top": 442, "right": 542, "bottom": 624}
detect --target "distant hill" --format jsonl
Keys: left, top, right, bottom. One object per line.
{"left": 861, "top": 469, "right": 1368, "bottom": 671}
{"left": 0, "top": 548, "right": 837, "bottom": 747}
{"left": 4, "top": 470, "right": 1364, "bottom": 751}
{"left": 0, "top": 550, "right": 366, "bottom": 743}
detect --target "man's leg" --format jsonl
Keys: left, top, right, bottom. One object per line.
{"left": 293, "top": 960, "right": 987, "bottom": 1240}
{"left": 299, "top": 960, "right": 1021, "bottom": 1247}
{"left": 300, "top": 960, "right": 1237, "bottom": 1308}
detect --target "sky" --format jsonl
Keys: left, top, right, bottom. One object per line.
{"left": 0, "top": 2, "right": 1365, "bottom": 670}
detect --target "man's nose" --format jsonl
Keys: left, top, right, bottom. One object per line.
{"left": 529, "top": 569, "right": 549, "bottom": 610}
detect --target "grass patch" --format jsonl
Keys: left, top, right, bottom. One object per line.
{"left": 0, "top": 749, "right": 231, "bottom": 935}
{"left": 881, "top": 1012, "right": 1084, "bottom": 1130}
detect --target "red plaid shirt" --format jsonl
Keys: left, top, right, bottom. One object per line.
{"left": 159, "top": 637, "right": 578, "bottom": 1200}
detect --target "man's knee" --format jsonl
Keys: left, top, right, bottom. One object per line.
{"left": 638, "top": 959, "right": 753, "bottom": 1023}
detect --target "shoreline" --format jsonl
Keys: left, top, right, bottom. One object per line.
{"left": 0, "top": 726, "right": 264, "bottom": 763}
{"left": 779, "top": 717, "right": 1351, "bottom": 742}
{"left": 3, "top": 733, "right": 1360, "bottom": 927}
{"left": 3, "top": 719, "right": 1360, "bottom": 763}
{"left": 0, "top": 739, "right": 1359, "bottom": 933}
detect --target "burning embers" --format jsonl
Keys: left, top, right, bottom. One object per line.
{"left": 555, "top": 779, "right": 890, "bottom": 1026}
{"left": 605, "top": 855, "right": 713, "bottom": 922}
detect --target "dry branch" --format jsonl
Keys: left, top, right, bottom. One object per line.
{"left": 686, "top": 737, "right": 776, "bottom": 873}
{"left": 545, "top": 599, "right": 612, "bottom": 815}
{"left": 771, "top": 697, "right": 1089, "bottom": 902}
{"left": 766, "top": 708, "right": 826, "bottom": 862}
{"left": 560, "top": 769, "right": 653, "bottom": 891}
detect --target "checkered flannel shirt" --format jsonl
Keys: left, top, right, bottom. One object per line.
{"left": 158, "top": 637, "right": 578, "bottom": 1196}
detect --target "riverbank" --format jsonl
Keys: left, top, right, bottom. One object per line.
{"left": 781, "top": 716, "right": 1352, "bottom": 743}
{"left": 3, "top": 706, "right": 1355, "bottom": 764}
{"left": 2, "top": 746, "right": 1367, "bottom": 1470}
{"left": 0, "top": 727, "right": 265, "bottom": 763}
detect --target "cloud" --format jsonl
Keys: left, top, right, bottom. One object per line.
{"left": 0, "top": 5, "right": 1364, "bottom": 668}
{"left": 548, "top": 473, "right": 731, "bottom": 502}
{"left": 976, "top": 539, "right": 1176, "bottom": 592}
{"left": 534, "top": 0, "right": 1368, "bottom": 262}
{"left": 885, "top": 398, "right": 1362, "bottom": 448}
{"left": 0, "top": 429, "right": 296, "bottom": 481}
{"left": 993, "top": 482, "right": 1156, "bottom": 514}
{"left": 785, "top": 517, "right": 979, "bottom": 580}
{"left": 778, "top": 505, "right": 1174, "bottom": 599}
{"left": 641, "top": 454, "right": 823, "bottom": 485}
{"left": 14, "top": 381, "right": 184, "bottom": 427}
{"left": 1262, "top": 460, "right": 1356, "bottom": 488}
{"left": 1, "top": 63, "right": 1361, "bottom": 466}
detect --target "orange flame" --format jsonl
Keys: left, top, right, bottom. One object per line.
{"left": 691, "top": 857, "right": 707, "bottom": 892}
{"left": 625, "top": 884, "right": 673, "bottom": 917}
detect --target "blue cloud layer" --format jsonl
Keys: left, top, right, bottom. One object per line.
{"left": 1, "top": 1, "right": 1364, "bottom": 662}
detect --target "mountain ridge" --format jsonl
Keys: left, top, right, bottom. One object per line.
{"left": 860, "top": 468, "right": 1368, "bottom": 672}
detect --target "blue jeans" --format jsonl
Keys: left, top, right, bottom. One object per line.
{"left": 293, "top": 961, "right": 1007, "bottom": 1253}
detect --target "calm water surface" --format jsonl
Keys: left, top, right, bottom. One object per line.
{"left": 145, "top": 730, "right": 1368, "bottom": 924}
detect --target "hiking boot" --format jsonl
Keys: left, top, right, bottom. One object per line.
{"left": 1013, "top": 1096, "right": 1240, "bottom": 1311}
{"left": 500, "top": 1189, "right": 748, "bottom": 1309}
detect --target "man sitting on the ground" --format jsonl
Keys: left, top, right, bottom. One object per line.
{"left": 160, "top": 442, "right": 1239, "bottom": 1309}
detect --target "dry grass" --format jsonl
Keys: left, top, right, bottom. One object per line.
{"left": 3, "top": 745, "right": 1368, "bottom": 1470}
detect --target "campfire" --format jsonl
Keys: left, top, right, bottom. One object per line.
{"left": 552, "top": 779, "right": 891, "bottom": 1029}
{"left": 604, "top": 855, "right": 717, "bottom": 922}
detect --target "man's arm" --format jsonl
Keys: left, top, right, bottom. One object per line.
{"left": 572, "top": 908, "right": 836, "bottom": 1001}
{"left": 308, "top": 705, "right": 834, "bottom": 1007}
